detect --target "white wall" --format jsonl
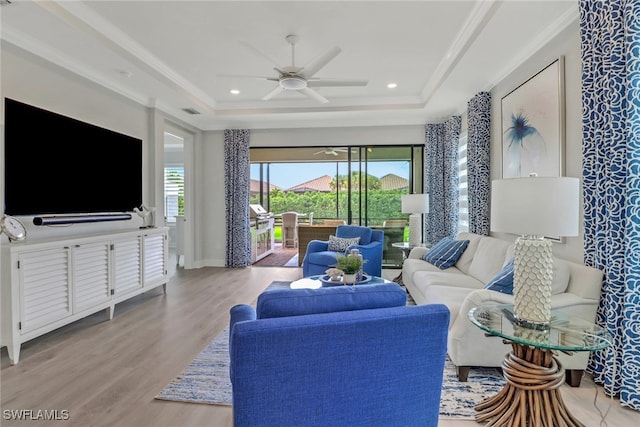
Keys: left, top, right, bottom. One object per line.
{"left": 196, "top": 131, "right": 226, "bottom": 267}
{"left": 249, "top": 125, "right": 424, "bottom": 147}
{"left": 489, "top": 20, "right": 583, "bottom": 263}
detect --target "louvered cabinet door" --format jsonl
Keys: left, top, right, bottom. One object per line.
{"left": 72, "top": 242, "right": 111, "bottom": 313}
{"left": 143, "top": 232, "right": 167, "bottom": 287}
{"left": 112, "top": 237, "right": 142, "bottom": 296}
{"left": 18, "top": 247, "right": 72, "bottom": 334}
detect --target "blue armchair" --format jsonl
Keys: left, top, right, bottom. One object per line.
{"left": 229, "top": 283, "right": 450, "bottom": 427}
{"left": 302, "top": 224, "right": 384, "bottom": 277}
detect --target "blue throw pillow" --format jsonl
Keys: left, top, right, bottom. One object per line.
{"left": 421, "top": 237, "right": 470, "bottom": 269}
{"left": 484, "top": 258, "right": 515, "bottom": 294}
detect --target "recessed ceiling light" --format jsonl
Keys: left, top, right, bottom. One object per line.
{"left": 387, "top": 83, "right": 397, "bottom": 89}
{"left": 230, "top": 89, "right": 240, "bottom": 95}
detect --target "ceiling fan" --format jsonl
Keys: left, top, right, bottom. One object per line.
{"left": 221, "top": 35, "right": 368, "bottom": 103}
{"left": 313, "top": 147, "right": 356, "bottom": 156}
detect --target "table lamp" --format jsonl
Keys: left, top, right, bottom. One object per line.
{"left": 401, "top": 193, "right": 429, "bottom": 247}
{"left": 490, "top": 175, "right": 579, "bottom": 328}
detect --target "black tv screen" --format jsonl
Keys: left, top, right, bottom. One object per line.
{"left": 4, "top": 98, "right": 143, "bottom": 216}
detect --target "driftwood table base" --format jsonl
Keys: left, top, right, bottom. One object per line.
{"left": 475, "top": 343, "right": 584, "bottom": 427}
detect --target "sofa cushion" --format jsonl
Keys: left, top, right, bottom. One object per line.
{"left": 306, "top": 250, "right": 342, "bottom": 268}
{"left": 480, "top": 257, "right": 570, "bottom": 296}
{"left": 423, "top": 285, "right": 475, "bottom": 327}
{"left": 454, "top": 232, "right": 484, "bottom": 274}
{"left": 467, "top": 237, "right": 514, "bottom": 283}
{"left": 484, "top": 258, "right": 515, "bottom": 294}
{"left": 256, "top": 282, "right": 407, "bottom": 319}
{"left": 328, "top": 235, "right": 360, "bottom": 252}
{"left": 422, "top": 238, "right": 470, "bottom": 269}
{"left": 551, "top": 258, "right": 571, "bottom": 295}
{"left": 413, "top": 270, "right": 484, "bottom": 290}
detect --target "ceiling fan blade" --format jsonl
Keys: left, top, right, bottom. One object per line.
{"left": 307, "top": 79, "right": 368, "bottom": 87}
{"left": 239, "top": 40, "right": 284, "bottom": 70}
{"left": 302, "top": 46, "right": 341, "bottom": 78}
{"left": 262, "top": 86, "right": 285, "bottom": 101}
{"left": 217, "top": 73, "right": 278, "bottom": 81}
{"left": 299, "top": 87, "right": 329, "bottom": 104}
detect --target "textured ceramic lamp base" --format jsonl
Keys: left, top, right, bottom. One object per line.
{"left": 513, "top": 236, "right": 553, "bottom": 326}
{"left": 408, "top": 214, "right": 421, "bottom": 247}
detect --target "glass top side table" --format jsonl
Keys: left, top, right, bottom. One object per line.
{"left": 468, "top": 303, "right": 611, "bottom": 427}
{"left": 391, "top": 242, "right": 430, "bottom": 283}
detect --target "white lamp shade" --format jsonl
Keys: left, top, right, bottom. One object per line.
{"left": 491, "top": 177, "right": 579, "bottom": 237}
{"left": 401, "top": 194, "right": 429, "bottom": 214}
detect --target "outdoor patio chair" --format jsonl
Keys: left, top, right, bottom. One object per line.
{"left": 282, "top": 212, "right": 299, "bottom": 248}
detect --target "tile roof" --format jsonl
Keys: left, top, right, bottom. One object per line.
{"left": 380, "top": 173, "right": 409, "bottom": 190}
{"left": 286, "top": 175, "right": 334, "bottom": 193}
{"left": 250, "top": 179, "right": 280, "bottom": 194}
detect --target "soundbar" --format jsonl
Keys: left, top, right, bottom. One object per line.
{"left": 33, "top": 213, "right": 132, "bottom": 226}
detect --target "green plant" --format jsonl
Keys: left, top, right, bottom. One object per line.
{"left": 333, "top": 253, "right": 363, "bottom": 274}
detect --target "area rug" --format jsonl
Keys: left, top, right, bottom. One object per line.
{"left": 155, "top": 282, "right": 505, "bottom": 419}
{"left": 252, "top": 246, "right": 298, "bottom": 267}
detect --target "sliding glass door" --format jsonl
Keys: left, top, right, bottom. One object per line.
{"left": 250, "top": 145, "right": 423, "bottom": 266}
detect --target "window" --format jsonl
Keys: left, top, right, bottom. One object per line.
{"left": 457, "top": 133, "right": 469, "bottom": 232}
{"left": 249, "top": 146, "right": 417, "bottom": 226}
{"left": 164, "top": 167, "right": 184, "bottom": 223}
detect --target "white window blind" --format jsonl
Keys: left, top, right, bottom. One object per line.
{"left": 457, "top": 134, "right": 469, "bottom": 233}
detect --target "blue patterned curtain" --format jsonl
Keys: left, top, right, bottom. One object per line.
{"left": 224, "top": 129, "right": 251, "bottom": 267}
{"left": 580, "top": 0, "right": 640, "bottom": 410}
{"left": 467, "top": 92, "right": 491, "bottom": 235}
{"left": 425, "top": 116, "right": 461, "bottom": 244}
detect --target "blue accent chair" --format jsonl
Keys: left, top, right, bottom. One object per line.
{"left": 302, "top": 224, "right": 384, "bottom": 277}
{"left": 229, "top": 283, "right": 450, "bottom": 427}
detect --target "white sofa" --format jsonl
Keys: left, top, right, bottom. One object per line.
{"left": 402, "top": 232, "right": 604, "bottom": 387}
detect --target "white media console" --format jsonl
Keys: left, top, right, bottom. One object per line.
{"left": 1, "top": 227, "right": 169, "bottom": 365}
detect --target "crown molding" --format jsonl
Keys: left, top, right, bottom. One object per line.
{"left": 482, "top": 6, "right": 579, "bottom": 92}
{"left": 34, "top": 0, "right": 217, "bottom": 112}
{"left": 420, "top": 0, "right": 502, "bottom": 104}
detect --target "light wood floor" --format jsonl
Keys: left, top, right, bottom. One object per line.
{"left": 1, "top": 266, "right": 638, "bottom": 427}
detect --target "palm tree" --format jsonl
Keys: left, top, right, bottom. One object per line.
{"left": 329, "top": 172, "right": 381, "bottom": 190}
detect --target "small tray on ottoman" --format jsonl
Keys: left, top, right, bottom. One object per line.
{"left": 320, "top": 274, "right": 372, "bottom": 286}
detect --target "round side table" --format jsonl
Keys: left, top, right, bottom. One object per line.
{"left": 391, "top": 242, "right": 426, "bottom": 282}
{"left": 391, "top": 242, "right": 424, "bottom": 260}
{"left": 469, "top": 303, "right": 611, "bottom": 427}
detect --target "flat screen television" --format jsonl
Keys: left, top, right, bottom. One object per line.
{"left": 4, "top": 98, "right": 143, "bottom": 216}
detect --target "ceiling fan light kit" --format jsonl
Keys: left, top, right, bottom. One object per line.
{"left": 225, "top": 34, "right": 368, "bottom": 103}
{"left": 280, "top": 76, "right": 307, "bottom": 90}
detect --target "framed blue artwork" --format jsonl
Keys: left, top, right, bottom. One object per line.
{"left": 501, "top": 57, "right": 565, "bottom": 179}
